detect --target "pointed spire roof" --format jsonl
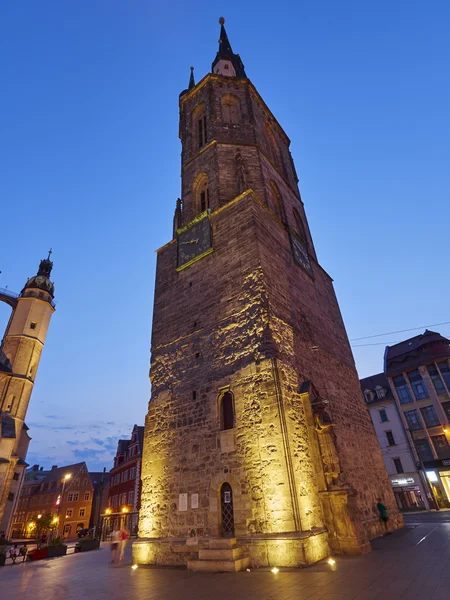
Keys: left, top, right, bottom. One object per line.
{"left": 212, "top": 18, "right": 247, "bottom": 78}
{"left": 188, "top": 66, "right": 195, "bottom": 90}
{"left": 217, "top": 17, "right": 233, "bottom": 57}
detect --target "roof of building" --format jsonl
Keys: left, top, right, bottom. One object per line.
{"left": 135, "top": 425, "right": 144, "bottom": 448}
{"left": 116, "top": 440, "right": 130, "bottom": 455}
{"left": 211, "top": 18, "right": 247, "bottom": 78}
{"left": 360, "top": 372, "right": 394, "bottom": 405}
{"left": 89, "top": 471, "right": 111, "bottom": 486}
{"left": 21, "top": 254, "right": 55, "bottom": 299}
{"left": 385, "top": 329, "right": 450, "bottom": 376}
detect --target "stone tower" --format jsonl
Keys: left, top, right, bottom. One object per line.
{"left": 0, "top": 253, "right": 55, "bottom": 536}
{"left": 134, "top": 20, "right": 402, "bottom": 568}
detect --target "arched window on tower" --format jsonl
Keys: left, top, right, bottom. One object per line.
{"left": 292, "top": 208, "right": 308, "bottom": 246}
{"left": 269, "top": 181, "right": 286, "bottom": 224}
{"left": 193, "top": 103, "right": 207, "bottom": 150}
{"left": 193, "top": 173, "right": 210, "bottom": 214}
{"left": 265, "top": 124, "right": 289, "bottom": 180}
{"left": 221, "top": 94, "right": 240, "bottom": 124}
{"left": 220, "top": 392, "right": 235, "bottom": 430}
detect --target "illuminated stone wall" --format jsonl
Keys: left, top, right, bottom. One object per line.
{"left": 137, "top": 69, "right": 402, "bottom": 566}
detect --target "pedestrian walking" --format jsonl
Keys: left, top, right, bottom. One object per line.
{"left": 110, "top": 528, "right": 120, "bottom": 563}
{"left": 118, "top": 528, "right": 129, "bottom": 563}
{"left": 376, "top": 498, "right": 391, "bottom": 535}
{"left": 19, "top": 544, "right": 28, "bottom": 562}
{"left": 9, "top": 545, "right": 19, "bottom": 564}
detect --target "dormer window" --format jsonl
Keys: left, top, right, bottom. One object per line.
{"left": 364, "top": 390, "right": 373, "bottom": 403}
{"left": 224, "top": 63, "right": 229, "bottom": 69}
{"left": 375, "top": 386, "right": 386, "bottom": 399}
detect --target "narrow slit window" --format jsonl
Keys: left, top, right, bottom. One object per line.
{"left": 221, "top": 392, "right": 234, "bottom": 430}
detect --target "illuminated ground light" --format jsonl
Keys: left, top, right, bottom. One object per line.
{"left": 131, "top": 564, "right": 138, "bottom": 570}
{"left": 327, "top": 558, "right": 336, "bottom": 565}
{"left": 271, "top": 567, "right": 279, "bottom": 573}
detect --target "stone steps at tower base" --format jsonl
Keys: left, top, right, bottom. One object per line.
{"left": 187, "top": 554, "right": 250, "bottom": 572}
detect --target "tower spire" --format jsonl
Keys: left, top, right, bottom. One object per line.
{"left": 212, "top": 18, "right": 247, "bottom": 78}
{"left": 188, "top": 66, "right": 195, "bottom": 90}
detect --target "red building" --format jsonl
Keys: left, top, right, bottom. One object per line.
{"left": 101, "top": 425, "right": 143, "bottom": 538}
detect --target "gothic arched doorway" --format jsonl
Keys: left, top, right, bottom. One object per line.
{"left": 220, "top": 483, "right": 235, "bottom": 537}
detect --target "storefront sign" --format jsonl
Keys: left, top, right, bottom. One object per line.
{"left": 391, "top": 477, "right": 415, "bottom": 487}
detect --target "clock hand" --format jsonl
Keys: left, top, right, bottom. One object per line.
{"left": 180, "top": 239, "right": 199, "bottom": 245}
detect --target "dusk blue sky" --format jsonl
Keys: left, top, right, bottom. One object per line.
{"left": 1, "top": 1, "right": 449, "bottom": 471}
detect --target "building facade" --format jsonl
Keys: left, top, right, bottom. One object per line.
{"left": 384, "top": 330, "right": 450, "bottom": 508}
{"left": 101, "top": 425, "right": 143, "bottom": 538}
{"left": 89, "top": 469, "right": 110, "bottom": 536}
{"left": 11, "top": 462, "right": 94, "bottom": 539}
{"left": 361, "top": 373, "right": 429, "bottom": 510}
{"left": 134, "top": 20, "right": 402, "bottom": 570}
{"left": 0, "top": 254, "right": 55, "bottom": 537}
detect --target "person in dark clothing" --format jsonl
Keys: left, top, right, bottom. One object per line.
{"left": 377, "top": 498, "right": 390, "bottom": 534}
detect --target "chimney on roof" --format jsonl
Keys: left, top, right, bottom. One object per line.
{"left": 51, "top": 465, "right": 58, "bottom": 470}
{"left": 32, "top": 465, "right": 39, "bottom": 471}
{"left": 40, "top": 467, "right": 44, "bottom": 471}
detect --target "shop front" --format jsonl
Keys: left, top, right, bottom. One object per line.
{"left": 390, "top": 473, "right": 427, "bottom": 511}
{"left": 424, "top": 458, "right": 450, "bottom": 508}
{"left": 100, "top": 510, "right": 139, "bottom": 541}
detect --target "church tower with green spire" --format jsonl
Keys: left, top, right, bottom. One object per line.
{"left": 134, "top": 19, "right": 402, "bottom": 570}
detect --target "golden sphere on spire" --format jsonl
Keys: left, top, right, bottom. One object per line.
{"left": 219, "top": 17, "right": 225, "bottom": 25}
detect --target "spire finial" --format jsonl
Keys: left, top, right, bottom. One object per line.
{"left": 188, "top": 66, "right": 195, "bottom": 90}
{"left": 47, "top": 248, "right": 53, "bottom": 260}
{"left": 219, "top": 17, "right": 225, "bottom": 25}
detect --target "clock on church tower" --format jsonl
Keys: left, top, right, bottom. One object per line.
{"left": 134, "top": 18, "right": 401, "bottom": 570}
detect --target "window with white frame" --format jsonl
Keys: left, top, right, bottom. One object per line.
{"left": 79, "top": 508, "right": 85, "bottom": 517}
{"left": 66, "top": 509, "right": 73, "bottom": 517}
{"left": 84, "top": 492, "right": 90, "bottom": 501}
{"left": 376, "top": 386, "right": 386, "bottom": 399}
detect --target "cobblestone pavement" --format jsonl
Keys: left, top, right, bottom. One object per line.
{"left": 1, "top": 522, "right": 450, "bottom": 600}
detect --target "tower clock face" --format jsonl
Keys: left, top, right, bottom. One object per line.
{"left": 177, "top": 214, "right": 212, "bottom": 270}
{"left": 290, "top": 230, "right": 313, "bottom": 276}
